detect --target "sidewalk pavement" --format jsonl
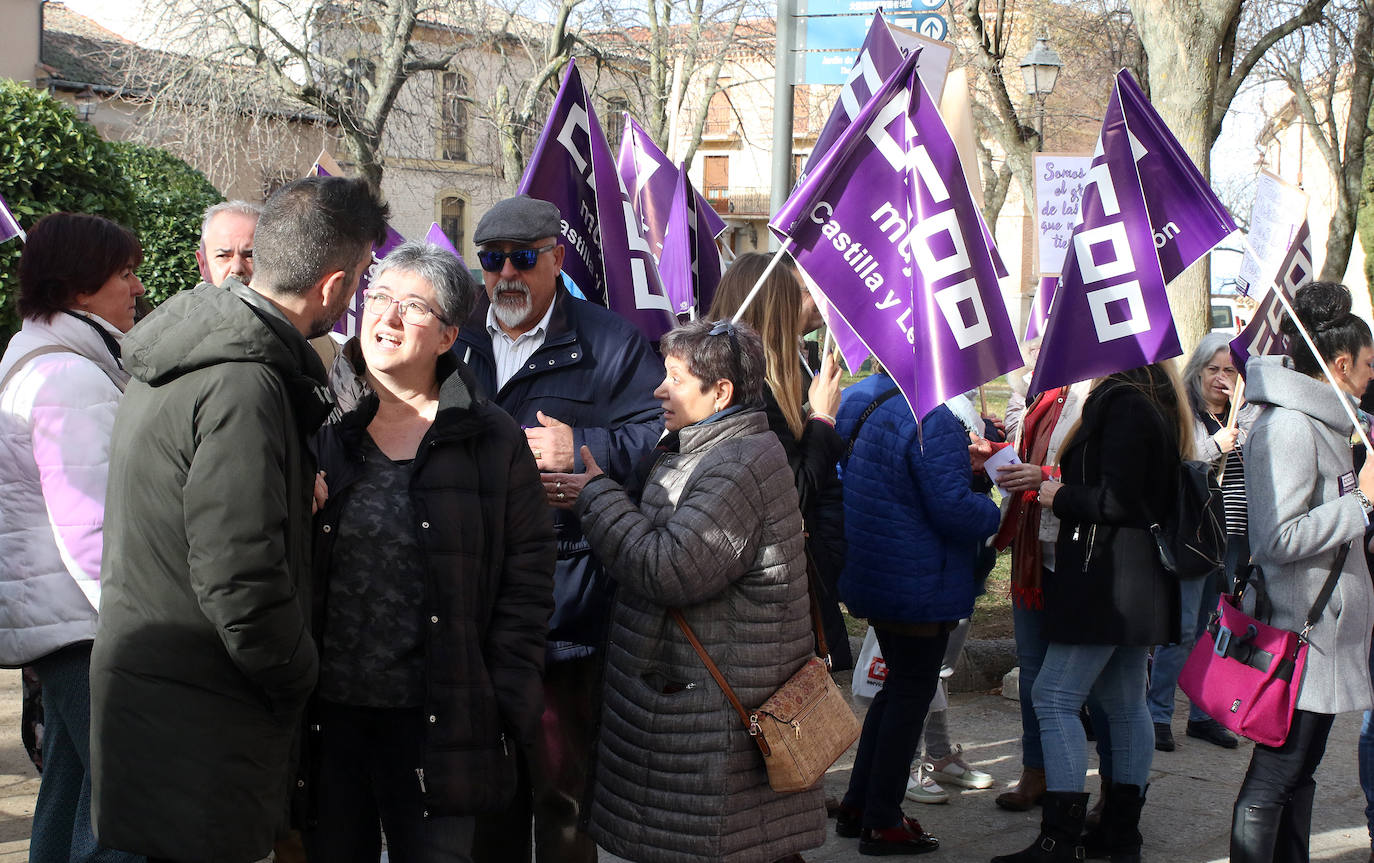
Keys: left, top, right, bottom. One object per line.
{"left": 2, "top": 670, "right": 1370, "bottom": 862}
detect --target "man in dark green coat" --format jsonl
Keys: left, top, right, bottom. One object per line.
{"left": 89, "top": 176, "right": 389, "bottom": 863}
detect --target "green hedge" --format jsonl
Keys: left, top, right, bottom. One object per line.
{"left": 0, "top": 80, "right": 223, "bottom": 348}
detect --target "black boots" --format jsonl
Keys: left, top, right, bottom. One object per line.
{"left": 1082, "top": 782, "right": 1146, "bottom": 863}
{"left": 990, "top": 791, "right": 1090, "bottom": 863}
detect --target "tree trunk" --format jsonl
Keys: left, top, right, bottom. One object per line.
{"left": 1128, "top": 0, "right": 1239, "bottom": 350}
{"left": 1319, "top": 2, "right": 1374, "bottom": 282}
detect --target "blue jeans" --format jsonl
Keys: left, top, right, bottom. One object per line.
{"left": 1146, "top": 571, "right": 1221, "bottom": 724}
{"left": 29, "top": 643, "right": 142, "bottom": 863}
{"left": 843, "top": 626, "right": 950, "bottom": 829}
{"left": 1014, "top": 602, "right": 1112, "bottom": 775}
{"left": 1360, "top": 634, "right": 1374, "bottom": 848}
{"left": 1033, "top": 643, "right": 1153, "bottom": 792}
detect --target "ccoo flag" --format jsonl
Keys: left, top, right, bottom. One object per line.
{"left": 772, "top": 50, "right": 1023, "bottom": 420}
{"left": 520, "top": 62, "right": 676, "bottom": 341}
{"left": 0, "top": 192, "right": 23, "bottom": 244}
{"left": 311, "top": 152, "right": 406, "bottom": 338}
{"left": 1029, "top": 70, "right": 1237, "bottom": 395}
{"left": 617, "top": 115, "right": 726, "bottom": 261}
{"left": 1230, "top": 220, "right": 1312, "bottom": 373}
{"left": 657, "top": 165, "right": 723, "bottom": 317}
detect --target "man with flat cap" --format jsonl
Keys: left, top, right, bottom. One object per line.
{"left": 459, "top": 195, "right": 663, "bottom": 863}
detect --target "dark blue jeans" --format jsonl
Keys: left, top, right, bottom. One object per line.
{"left": 29, "top": 642, "right": 142, "bottom": 863}
{"left": 842, "top": 625, "right": 950, "bottom": 829}
{"left": 1360, "top": 635, "right": 1374, "bottom": 849}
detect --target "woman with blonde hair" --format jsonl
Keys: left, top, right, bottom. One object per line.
{"left": 708, "top": 253, "right": 850, "bottom": 668}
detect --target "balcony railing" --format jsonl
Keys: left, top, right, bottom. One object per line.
{"left": 704, "top": 187, "right": 770, "bottom": 217}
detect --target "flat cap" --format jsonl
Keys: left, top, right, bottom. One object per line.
{"left": 474, "top": 195, "right": 562, "bottom": 246}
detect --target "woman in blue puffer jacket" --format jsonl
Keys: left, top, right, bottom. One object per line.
{"left": 832, "top": 370, "right": 1000, "bottom": 855}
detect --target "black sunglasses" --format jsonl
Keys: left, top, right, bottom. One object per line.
{"left": 477, "top": 243, "right": 556, "bottom": 273}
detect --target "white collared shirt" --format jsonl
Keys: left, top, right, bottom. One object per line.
{"left": 487, "top": 299, "right": 557, "bottom": 390}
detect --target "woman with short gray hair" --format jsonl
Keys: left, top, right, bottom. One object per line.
{"left": 571, "top": 318, "right": 827, "bottom": 863}
{"left": 302, "top": 240, "right": 556, "bottom": 861}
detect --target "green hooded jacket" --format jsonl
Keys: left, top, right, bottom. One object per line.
{"left": 90, "top": 279, "right": 331, "bottom": 863}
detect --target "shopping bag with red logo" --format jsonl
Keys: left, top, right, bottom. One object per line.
{"left": 851, "top": 626, "right": 887, "bottom": 700}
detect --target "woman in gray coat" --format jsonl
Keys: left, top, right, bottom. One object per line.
{"left": 573, "top": 319, "right": 826, "bottom": 863}
{"left": 1232, "top": 281, "right": 1374, "bottom": 862}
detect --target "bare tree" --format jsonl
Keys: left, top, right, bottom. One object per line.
{"left": 1263, "top": 0, "right": 1374, "bottom": 281}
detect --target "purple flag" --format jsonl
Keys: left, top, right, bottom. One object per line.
{"left": 772, "top": 51, "right": 1023, "bottom": 420}
{"left": 1029, "top": 71, "right": 1231, "bottom": 395}
{"left": 1117, "top": 73, "right": 1237, "bottom": 282}
{"left": 804, "top": 12, "right": 907, "bottom": 178}
{"left": 311, "top": 155, "right": 406, "bottom": 338}
{"left": 658, "top": 165, "right": 723, "bottom": 317}
{"left": 0, "top": 193, "right": 23, "bottom": 244}
{"left": 1024, "top": 275, "right": 1057, "bottom": 342}
{"left": 1230, "top": 220, "right": 1311, "bottom": 373}
{"left": 424, "top": 223, "right": 470, "bottom": 270}
{"left": 520, "top": 61, "right": 676, "bottom": 342}
{"left": 617, "top": 116, "right": 727, "bottom": 261}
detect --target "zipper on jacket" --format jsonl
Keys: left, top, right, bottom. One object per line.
{"left": 415, "top": 767, "right": 426, "bottom": 794}
{"left": 1082, "top": 524, "right": 1097, "bottom": 572}
{"left": 500, "top": 733, "right": 509, "bottom": 756}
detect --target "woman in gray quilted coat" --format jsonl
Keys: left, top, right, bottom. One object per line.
{"left": 573, "top": 318, "right": 827, "bottom": 863}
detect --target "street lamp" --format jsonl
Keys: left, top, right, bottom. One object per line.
{"left": 1019, "top": 33, "right": 1062, "bottom": 143}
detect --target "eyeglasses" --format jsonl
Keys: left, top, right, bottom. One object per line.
{"left": 362, "top": 290, "right": 448, "bottom": 325}
{"left": 476, "top": 243, "right": 556, "bottom": 273}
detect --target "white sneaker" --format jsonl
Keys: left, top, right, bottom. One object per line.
{"left": 904, "top": 764, "right": 949, "bottom": 804}
{"left": 929, "top": 744, "right": 994, "bottom": 790}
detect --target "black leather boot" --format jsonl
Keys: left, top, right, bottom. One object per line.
{"left": 990, "top": 791, "right": 1090, "bottom": 863}
{"left": 1082, "top": 783, "right": 1146, "bottom": 862}
{"left": 1231, "top": 796, "right": 1283, "bottom": 863}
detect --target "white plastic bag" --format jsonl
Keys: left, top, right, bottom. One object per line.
{"left": 851, "top": 626, "right": 886, "bottom": 700}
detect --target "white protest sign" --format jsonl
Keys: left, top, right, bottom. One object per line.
{"left": 1235, "top": 171, "right": 1309, "bottom": 297}
{"left": 1033, "top": 153, "right": 1092, "bottom": 276}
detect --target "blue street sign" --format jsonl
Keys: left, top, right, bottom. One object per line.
{"left": 895, "top": 11, "right": 946, "bottom": 40}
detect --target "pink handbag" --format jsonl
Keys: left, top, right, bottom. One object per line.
{"left": 1178, "top": 545, "right": 1349, "bottom": 748}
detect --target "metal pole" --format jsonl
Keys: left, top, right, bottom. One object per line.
{"left": 769, "top": 0, "right": 797, "bottom": 249}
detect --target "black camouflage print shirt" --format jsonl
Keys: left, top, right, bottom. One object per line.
{"left": 318, "top": 434, "right": 427, "bottom": 707}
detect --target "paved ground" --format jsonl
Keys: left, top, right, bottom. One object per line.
{"left": 2, "top": 669, "right": 1371, "bottom": 862}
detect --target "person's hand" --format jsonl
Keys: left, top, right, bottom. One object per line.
{"left": 983, "top": 414, "right": 1007, "bottom": 438}
{"left": 312, "top": 471, "right": 328, "bottom": 515}
{"left": 525, "top": 411, "right": 574, "bottom": 472}
{"left": 807, "top": 350, "right": 842, "bottom": 421}
{"left": 542, "top": 447, "right": 605, "bottom": 510}
{"left": 968, "top": 437, "right": 994, "bottom": 472}
{"left": 997, "top": 463, "right": 1044, "bottom": 493}
{"left": 1212, "top": 426, "right": 1239, "bottom": 453}
{"left": 1036, "top": 480, "right": 1062, "bottom": 510}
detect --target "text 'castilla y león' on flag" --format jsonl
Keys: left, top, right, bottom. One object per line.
{"left": 1029, "top": 70, "right": 1237, "bottom": 395}
{"left": 520, "top": 61, "right": 676, "bottom": 342}
{"left": 771, "top": 48, "right": 1023, "bottom": 421}
{"left": 1230, "top": 220, "right": 1312, "bottom": 373}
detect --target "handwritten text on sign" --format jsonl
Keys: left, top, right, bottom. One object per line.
{"left": 1033, "top": 153, "right": 1092, "bottom": 276}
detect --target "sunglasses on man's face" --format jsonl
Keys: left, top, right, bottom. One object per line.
{"left": 477, "top": 243, "right": 556, "bottom": 273}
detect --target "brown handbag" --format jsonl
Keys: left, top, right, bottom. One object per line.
{"left": 670, "top": 565, "right": 861, "bottom": 793}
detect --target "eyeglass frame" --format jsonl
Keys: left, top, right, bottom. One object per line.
{"left": 360, "top": 289, "right": 451, "bottom": 326}
{"left": 476, "top": 242, "right": 557, "bottom": 273}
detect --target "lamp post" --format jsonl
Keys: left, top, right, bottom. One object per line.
{"left": 1018, "top": 33, "right": 1062, "bottom": 145}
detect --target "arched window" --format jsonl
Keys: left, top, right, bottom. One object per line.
{"left": 440, "top": 71, "right": 470, "bottom": 161}
{"left": 440, "top": 195, "right": 466, "bottom": 255}
{"left": 603, "top": 95, "right": 630, "bottom": 147}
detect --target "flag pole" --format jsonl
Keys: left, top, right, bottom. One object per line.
{"left": 1225, "top": 376, "right": 1245, "bottom": 429}
{"left": 1250, "top": 252, "right": 1374, "bottom": 453}
{"left": 732, "top": 238, "right": 794, "bottom": 322}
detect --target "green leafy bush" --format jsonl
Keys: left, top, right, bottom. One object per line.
{"left": 111, "top": 140, "right": 223, "bottom": 306}
{"left": 0, "top": 80, "right": 137, "bottom": 345}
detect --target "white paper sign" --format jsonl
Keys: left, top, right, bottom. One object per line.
{"left": 1033, "top": 153, "right": 1093, "bottom": 277}
{"left": 1236, "top": 171, "right": 1309, "bottom": 296}
{"left": 985, "top": 445, "right": 1023, "bottom": 493}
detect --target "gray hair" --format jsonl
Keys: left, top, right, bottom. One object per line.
{"left": 374, "top": 241, "right": 479, "bottom": 326}
{"left": 660, "top": 318, "right": 767, "bottom": 409}
{"left": 1182, "top": 331, "right": 1235, "bottom": 416}
{"left": 199, "top": 200, "right": 262, "bottom": 249}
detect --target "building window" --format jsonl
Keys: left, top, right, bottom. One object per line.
{"left": 603, "top": 95, "right": 630, "bottom": 147}
{"left": 703, "top": 155, "right": 729, "bottom": 213}
{"left": 441, "top": 196, "right": 466, "bottom": 255}
{"left": 440, "top": 71, "right": 470, "bottom": 161}
{"left": 705, "top": 89, "right": 734, "bottom": 136}
{"left": 792, "top": 153, "right": 806, "bottom": 186}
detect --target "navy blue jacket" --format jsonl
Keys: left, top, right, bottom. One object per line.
{"left": 835, "top": 373, "right": 999, "bottom": 624}
{"left": 458, "top": 283, "right": 665, "bottom": 659}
